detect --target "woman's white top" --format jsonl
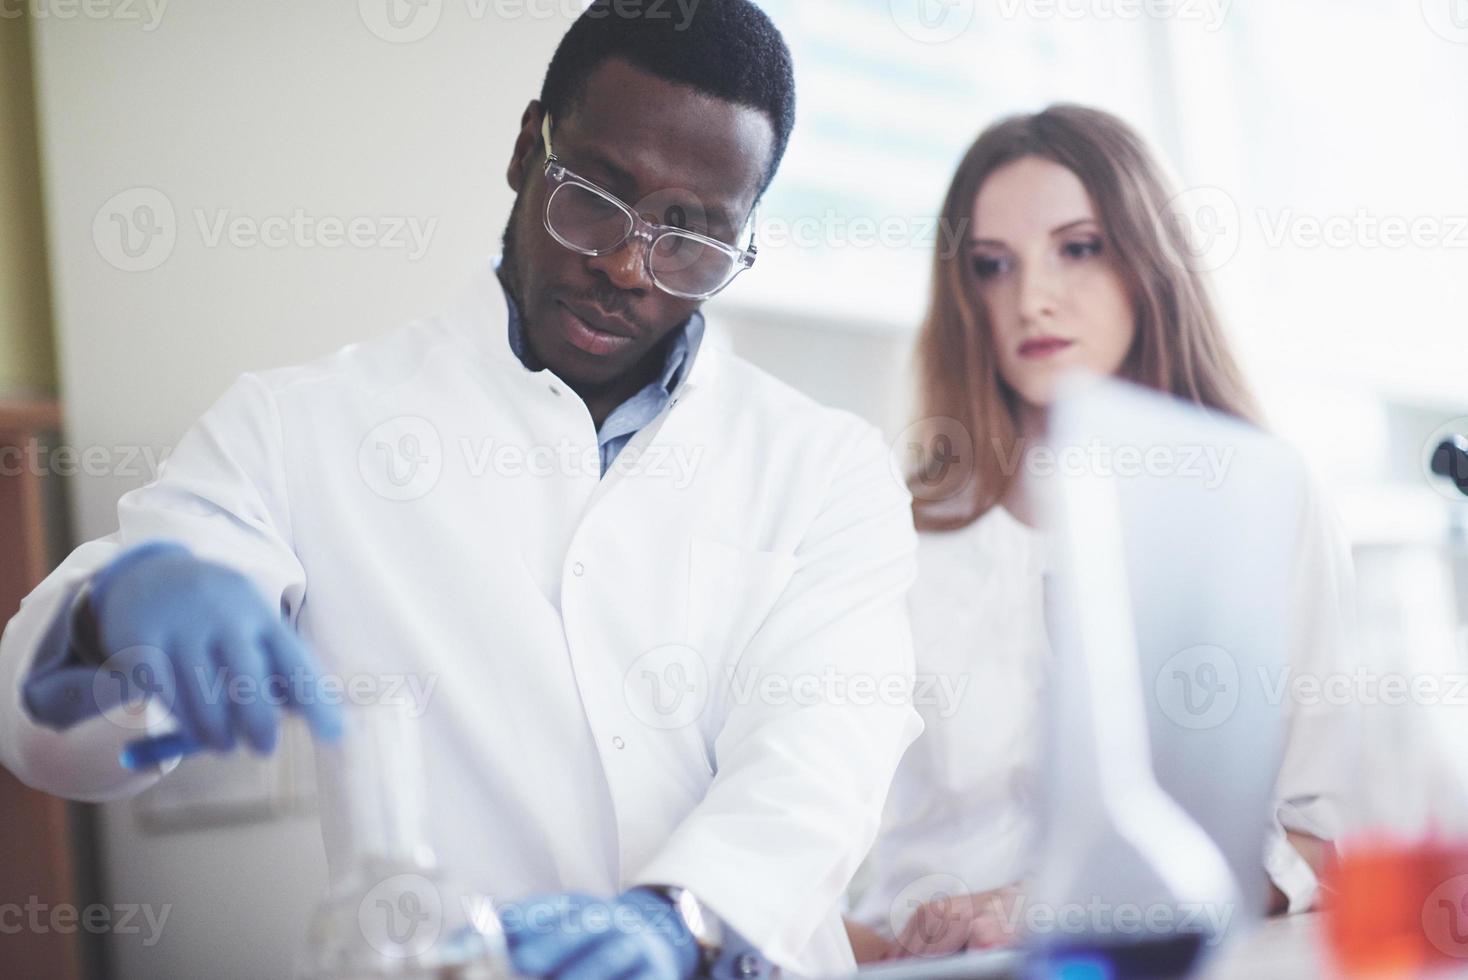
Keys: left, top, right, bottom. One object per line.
{"left": 853, "top": 485, "right": 1356, "bottom": 934}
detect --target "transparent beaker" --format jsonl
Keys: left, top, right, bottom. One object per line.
{"left": 1323, "top": 542, "right": 1468, "bottom": 977}
{"left": 297, "top": 700, "right": 512, "bottom": 980}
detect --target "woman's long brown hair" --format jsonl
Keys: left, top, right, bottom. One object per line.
{"left": 911, "top": 103, "right": 1262, "bottom": 533}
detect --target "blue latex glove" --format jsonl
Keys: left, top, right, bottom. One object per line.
{"left": 501, "top": 889, "right": 700, "bottom": 980}
{"left": 23, "top": 540, "right": 342, "bottom": 766}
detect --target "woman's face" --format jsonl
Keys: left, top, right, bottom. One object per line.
{"left": 969, "top": 156, "right": 1136, "bottom": 411}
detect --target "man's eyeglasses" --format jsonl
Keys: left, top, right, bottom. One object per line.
{"left": 540, "top": 113, "right": 757, "bottom": 301}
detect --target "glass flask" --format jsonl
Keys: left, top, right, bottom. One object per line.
{"left": 297, "top": 699, "right": 513, "bottom": 980}
{"left": 1323, "top": 542, "right": 1468, "bottom": 978}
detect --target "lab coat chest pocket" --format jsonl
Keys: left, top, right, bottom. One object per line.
{"left": 686, "top": 536, "right": 799, "bottom": 675}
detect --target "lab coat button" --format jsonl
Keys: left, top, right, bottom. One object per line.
{"left": 572, "top": 562, "right": 585, "bottom": 577}
{"left": 612, "top": 736, "right": 626, "bottom": 749}
{"left": 736, "top": 953, "right": 760, "bottom": 977}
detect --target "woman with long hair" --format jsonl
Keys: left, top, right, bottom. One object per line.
{"left": 845, "top": 104, "right": 1354, "bottom": 960}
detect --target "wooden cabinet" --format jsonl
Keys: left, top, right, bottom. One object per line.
{"left": 1, "top": 397, "right": 82, "bottom": 980}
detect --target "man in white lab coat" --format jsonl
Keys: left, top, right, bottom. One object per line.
{"left": 0, "top": 2, "right": 923, "bottom": 978}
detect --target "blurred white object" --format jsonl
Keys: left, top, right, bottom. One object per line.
{"left": 1350, "top": 543, "right": 1468, "bottom": 838}
{"left": 853, "top": 377, "right": 1325, "bottom": 978}
{"left": 856, "top": 375, "right": 1356, "bottom": 938}
{"left": 1029, "top": 376, "right": 1312, "bottom": 953}
{"left": 298, "top": 701, "right": 511, "bottom": 980}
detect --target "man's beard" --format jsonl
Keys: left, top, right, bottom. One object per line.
{"left": 497, "top": 192, "right": 527, "bottom": 315}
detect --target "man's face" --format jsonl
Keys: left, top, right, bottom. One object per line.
{"left": 502, "top": 58, "right": 775, "bottom": 392}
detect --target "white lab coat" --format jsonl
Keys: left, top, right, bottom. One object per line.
{"left": 852, "top": 483, "right": 1356, "bottom": 935}
{"left": 0, "top": 260, "right": 924, "bottom": 976}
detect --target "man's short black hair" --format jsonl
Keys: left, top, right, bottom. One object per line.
{"left": 539, "top": 0, "right": 796, "bottom": 196}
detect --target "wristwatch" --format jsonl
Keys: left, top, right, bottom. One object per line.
{"left": 647, "top": 885, "right": 725, "bottom": 974}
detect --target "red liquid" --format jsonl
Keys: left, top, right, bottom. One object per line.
{"left": 1322, "top": 837, "right": 1468, "bottom": 977}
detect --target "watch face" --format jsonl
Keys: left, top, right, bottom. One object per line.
{"left": 676, "top": 889, "right": 707, "bottom": 939}
{"left": 674, "top": 889, "right": 723, "bottom": 950}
